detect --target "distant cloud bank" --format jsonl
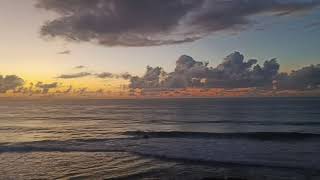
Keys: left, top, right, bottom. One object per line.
{"left": 127, "top": 52, "right": 320, "bottom": 90}
{"left": 1, "top": 52, "right": 320, "bottom": 96}
{"left": 36, "top": 0, "right": 320, "bottom": 47}
{"left": 54, "top": 51, "right": 320, "bottom": 92}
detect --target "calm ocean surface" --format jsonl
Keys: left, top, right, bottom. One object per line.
{"left": 0, "top": 97, "right": 320, "bottom": 179}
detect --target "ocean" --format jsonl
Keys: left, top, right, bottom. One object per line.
{"left": 0, "top": 97, "right": 319, "bottom": 180}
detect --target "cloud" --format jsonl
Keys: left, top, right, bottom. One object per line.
{"left": 36, "top": 0, "right": 320, "bottom": 47}
{"left": 57, "top": 72, "right": 91, "bottom": 79}
{"left": 35, "top": 82, "right": 59, "bottom": 94}
{"left": 95, "top": 72, "right": 114, "bottom": 79}
{"left": 57, "top": 50, "right": 71, "bottom": 54}
{"left": 74, "top": 65, "right": 86, "bottom": 69}
{"left": 163, "top": 55, "right": 209, "bottom": 88}
{"left": 49, "top": 51, "right": 320, "bottom": 93}
{"left": 130, "top": 66, "right": 166, "bottom": 88}
{"left": 127, "top": 52, "right": 320, "bottom": 91}
{"left": 55, "top": 70, "right": 132, "bottom": 80}
{"left": 276, "top": 64, "right": 320, "bottom": 90}
{"left": 205, "top": 52, "right": 280, "bottom": 88}
{"left": 95, "top": 72, "right": 132, "bottom": 79}
{"left": 119, "top": 72, "right": 132, "bottom": 80}
{"left": 0, "top": 75, "right": 24, "bottom": 93}
{"left": 129, "top": 52, "right": 281, "bottom": 89}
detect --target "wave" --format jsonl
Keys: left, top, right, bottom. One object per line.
{"left": 0, "top": 131, "right": 318, "bottom": 154}
{"left": 0, "top": 145, "right": 123, "bottom": 153}
{"left": 1, "top": 134, "right": 319, "bottom": 171}
{"left": 133, "top": 152, "right": 312, "bottom": 171}
{"left": 124, "top": 131, "right": 320, "bottom": 141}
{"left": 0, "top": 138, "right": 125, "bottom": 153}
{"left": 0, "top": 141, "right": 314, "bottom": 171}
{"left": 146, "top": 119, "right": 320, "bottom": 126}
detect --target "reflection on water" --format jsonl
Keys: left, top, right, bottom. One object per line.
{"left": 0, "top": 97, "right": 320, "bottom": 179}
{"left": 1, "top": 97, "right": 320, "bottom": 143}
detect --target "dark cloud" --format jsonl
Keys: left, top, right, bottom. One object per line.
{"left": 129, "top": 52, "right": 281, "bottom": 89}
{"left": 95, "top": 72, "right": 114, "bottom": 79}
{"left": 52, "top": 52, "right": 319, "bottom": 92}
{"left": 276, "top": 64, "right": 320, "bottom": 90}
{"left": 119, "top": 72, "right": 132, "bottom": 80}
{"left": 57, "top": 72, "right": 91, "bottom": 79}
{"left": 55, "top": 70, "right": 132, "bottom": 80}
{"left": 35, "top": 82, "right": 59, "bottom": 94}
{"left": 162, "top": 55, "right": 209, "bottom": 88}
{"left": 36, "top": 0, "right": 320, "bottom": 47}
{"left": 130, "top": 66, "right": 166, "bottom": 88}
{"left": 0, "top": 75, "right": 24, "bottom": 93}
{"left": 95, "top": 72, "right": 132, "bottom": 79}
{"left": 205, "top": 52, "right": 280, "bottom": 88}
{"left": 128, "top": 52, "right": 320, "bottom": 90}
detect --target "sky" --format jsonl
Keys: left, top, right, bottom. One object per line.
{"left": 0, "top": 0, "right": 320, "bottom": 97}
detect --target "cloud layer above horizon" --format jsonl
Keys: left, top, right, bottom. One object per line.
{"left": 54, "top": 52, "right": 320, "bottom": 91}
{"left": 128, "top": 52, "right": 320, "bottom": 90}
{"left": 36, "top": 0, "right": 320, "bottom": 47}
{"left": 1, "top": 51, "right": 320, "bottom": 96}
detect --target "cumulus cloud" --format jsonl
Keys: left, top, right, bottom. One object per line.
{"left": 57, "top": 72, "right": 91, "bottom": 79}
{"left": 52, "top": 52, "right": 319, "bottom": 92}
{"left": 36, "top": 0, "right": 320, "bottom": 47}
{"left": 127, "top": 52, "right": 320, "bottom": 91}
{"left": 163, "top": 55, "right": 209, "bottom": 88}
{"left": 35, "top": 82, "right": 59, "bottom": 94}
{"left": 129, "top": 52, "right": 281, "bottom": 89}
{"left": 205, "top": 52, "right": 280, "bottom": 88}
{"left": 0, "top": 75, "right": 24, "bottom": 93}
{"left": 130, "top": 66, "right": 167, "bottom": 88}
{"left": 276, "top": 64, "right": 320, "bottom": 90}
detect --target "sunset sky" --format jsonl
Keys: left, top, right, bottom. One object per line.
{"left": 0, "top": 0, "right": 320, "bottom": 97}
